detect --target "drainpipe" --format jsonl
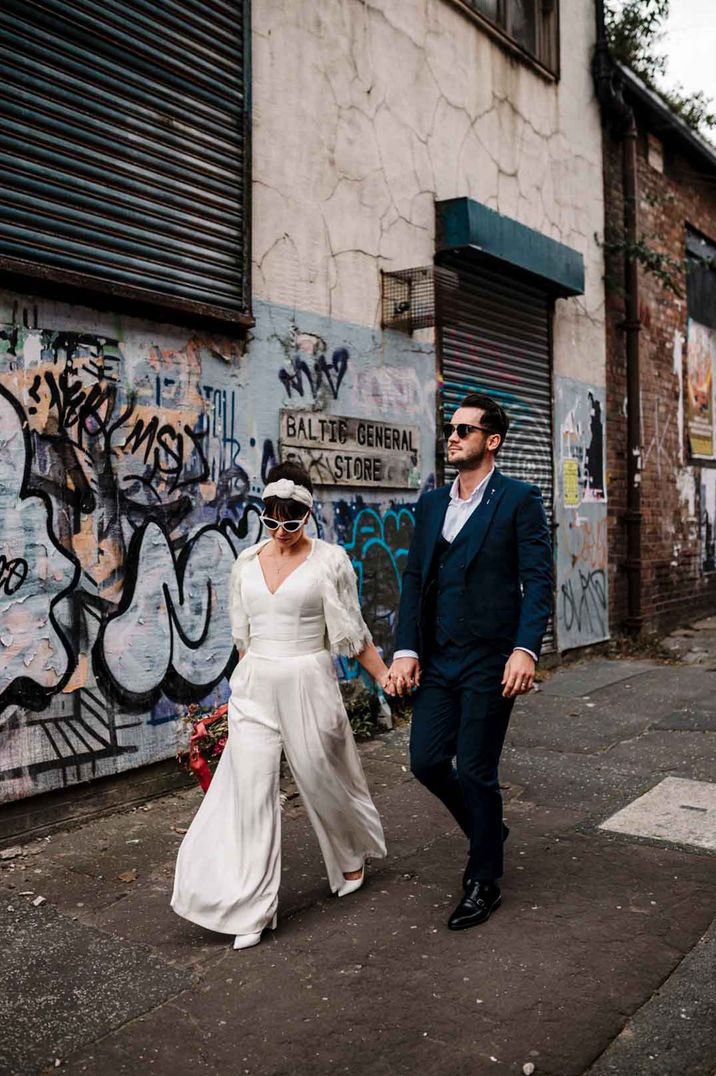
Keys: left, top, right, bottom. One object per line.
{"left": 593, "top": 0, "right": 643, "bottom": 632}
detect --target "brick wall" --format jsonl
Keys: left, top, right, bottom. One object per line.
{"left": 603, "top": 113, "right": 716, "bottom": 634}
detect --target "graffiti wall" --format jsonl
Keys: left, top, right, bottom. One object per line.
{"left": 0, "top": 296, "right": 434, "bottom": 803}
{"left": 555, "top": 377, "right": 608, "bottom": 650}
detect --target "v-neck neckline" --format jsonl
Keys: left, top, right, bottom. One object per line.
{"left": 257, "top": 539, "right": 315, "bottom": 597}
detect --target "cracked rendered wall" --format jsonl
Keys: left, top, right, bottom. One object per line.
{"left": 252, "top": 0, "right": 606, "bottom": 386}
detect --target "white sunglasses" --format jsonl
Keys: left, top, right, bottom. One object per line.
{"left": 260, "top": 512, "right": 309, "bottom": 533}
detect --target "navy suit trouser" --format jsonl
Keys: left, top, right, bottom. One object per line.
{"left": 409, "top": 640, "right": 514, "bottom": 881}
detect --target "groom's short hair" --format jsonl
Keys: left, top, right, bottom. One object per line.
{"left": 459, "top": 393, "right": 509, "bottom": 449}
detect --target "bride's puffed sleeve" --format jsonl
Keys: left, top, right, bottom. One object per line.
{"left": 228, "top": 553, "right": 250, "bottom": 653}
{"left": 323, "top": 545, "right": 373, "bottom": 658}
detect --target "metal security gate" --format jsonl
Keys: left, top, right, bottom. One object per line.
{"left": 0, "top": 0, "right": 250, "bottom": 323}
{"left": 435, "top": 254, "right": 555, "bottom": 649}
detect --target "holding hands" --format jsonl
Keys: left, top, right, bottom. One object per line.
{"left": 383, "top": 656, "right": 421, "bottom": 697}
{"left": 354, "top": 644, "right": 417, "bottom": 698}
{"left": 381, "top": 653, "right": 536, "bottom": 697}
{"left": 379, "top": 652, "right": 535, "bottom": 698}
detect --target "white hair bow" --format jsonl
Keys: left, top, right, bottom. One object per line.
{"left": 262, "top": 478, "right": 314, "bottom": 509}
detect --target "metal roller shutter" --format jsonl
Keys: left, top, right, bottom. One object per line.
{"left": 0, "top": 0, "right": 250, "bottom": 323}
{"left": 435, "top": 254, "right": 555, "bottom": 650}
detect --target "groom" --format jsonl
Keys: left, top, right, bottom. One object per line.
{"left": 388, "top": 393, "right": 552, "bottom": 930}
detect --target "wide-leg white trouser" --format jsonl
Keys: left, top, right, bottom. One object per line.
{"left": 171, "top": 645, "right": 386, "bottom": 936}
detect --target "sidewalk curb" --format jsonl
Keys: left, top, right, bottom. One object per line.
{"left": 585, "top": 917, "right": 716, "bottom": 1076}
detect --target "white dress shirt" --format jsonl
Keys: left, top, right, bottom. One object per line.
{"left": 442, "top": 468, "right": 495, "bottom": 542}
{"left": 394, "top": 468, "right": 537, "bottom": 662}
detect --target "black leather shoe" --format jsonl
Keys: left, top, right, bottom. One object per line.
{"left": 462, "top": 823, "right": 510, "bottom": 890}
{"left": 448, "top": 881, "right": 501, "bottom": 930}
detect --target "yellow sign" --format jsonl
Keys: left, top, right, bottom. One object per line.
{"left": 563, "top": 459, "right": 580, "bottom": 507}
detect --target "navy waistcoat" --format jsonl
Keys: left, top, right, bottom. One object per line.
{"left": 427, "top": 528, "right": 473, "bottom": 647}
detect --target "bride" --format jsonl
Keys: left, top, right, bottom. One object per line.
{"left": 172, "top": 462, "right": 392, "bottom": 949}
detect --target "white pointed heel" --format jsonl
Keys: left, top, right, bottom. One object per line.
{"left": 337, "top": 867, "right": 364, "bottom": 898}
{"left": 232, "top": 913, "right": 277, "bottom": 950}
{"left": 233, "top": 931, "right": 261, "bottom": 950}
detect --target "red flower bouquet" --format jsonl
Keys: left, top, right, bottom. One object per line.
{"left": 177, "top": 702, "right": 229, "bottom": 792}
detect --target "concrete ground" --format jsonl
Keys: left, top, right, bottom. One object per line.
{"left": 2, "top": 623, "right": 715, "bottom": 1076}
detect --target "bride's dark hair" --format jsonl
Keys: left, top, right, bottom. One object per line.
{"left": 263, "top": 461, "right": 313, "bottom": 521}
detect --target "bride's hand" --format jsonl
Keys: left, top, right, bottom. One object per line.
{"left": 379, "top": 670, "right": 397, "bottom": 696}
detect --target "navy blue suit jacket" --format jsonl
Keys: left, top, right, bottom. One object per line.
{"left": 395, "top": 470, "right": 553, "bottom": 660}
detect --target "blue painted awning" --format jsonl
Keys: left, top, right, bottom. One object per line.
{"left": 436, "top": 198, "right": 585, "bottom": 297}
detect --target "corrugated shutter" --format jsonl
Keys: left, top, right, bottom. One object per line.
{"left": 435, "top": 255, "right": 555, "bottom": 649}
{"left": 0, "top": 0, "right": 250, "bottom": 323}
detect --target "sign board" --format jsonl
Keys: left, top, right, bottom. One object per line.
{"left": 687, "top": 319, "right": 716, "bottom": 457}
{"left": 279, "top": 410, "right": 421, "bottom": 489}
{"left": 562, "top": 458, "right": 580, "bottom": 507}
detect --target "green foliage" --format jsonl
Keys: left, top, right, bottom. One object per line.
{"left": 622, "top": 234, "right": 685, "bottom": 295}
{"left": 340, "top": 679, "right": 382, "bottom": 740}
{"left": 599, "top": 228, "right": 686, "bottom": 296}
{"left": 660, "top": 87, "right": 716, "bottom": 135}
{"left": 340, "top": 678, "right": 413, "bottom": 740}
{"left": 605, "top": 0, "right": 669, "bottom": 83}
{"left": 642, "top": 187, "right": 675, "bottom": 208}
{"left": 604, "top": 0, "right": 716, "bottom": 137}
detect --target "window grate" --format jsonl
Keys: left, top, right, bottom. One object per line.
{"left": 381, "top": 267, "right": 435, "bottom": 333}
{"left": 0, "top": 0, "right": 251, "bottom": 325}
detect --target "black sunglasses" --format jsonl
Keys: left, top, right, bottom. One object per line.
{"left": 260, "top": 512, "right": 309, "bottom": 533}
{"left": 443, "top": 422, "right": 493, "bottom": 440}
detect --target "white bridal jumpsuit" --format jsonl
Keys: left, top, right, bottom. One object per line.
{"left": 171, "top": 538, "right": 386, "bottom": 935}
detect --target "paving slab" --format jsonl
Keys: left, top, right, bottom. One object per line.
{"left": 653, "top": 709, "right": 716, "bottom": 732}
{"left": 508, "top": 693, "right": 653, "bottom": 755}
{"left": 514, "top": 667, "right": 716, "bottom": 756}
{"left": 600, "top": 777, "right": 716, "bottom": 852}
{"left": 600, "top": 730, "right": 716, "bottom": 783}
{"left": 596, "top": 662, "right": 716, "bottom": 703}
{"left": 540, "top": 660, "right": 659, "bottom": 697}
{"left": 0, "top": 897, "right": 191, "bottom": 1076}
{"left": 502, "top": 743, "right": 654, "bottom": 815}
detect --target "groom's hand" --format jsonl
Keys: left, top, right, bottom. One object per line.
{"left": 502, "top": 650, "right": 536, "bottom": 698}
{"left": 388, "top": 657, "right": 421, "bottom": 696}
